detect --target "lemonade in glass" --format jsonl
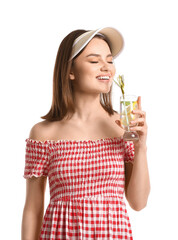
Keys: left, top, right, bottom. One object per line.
{"left": 120, "top": 95, "right": 139, "bottom": 141}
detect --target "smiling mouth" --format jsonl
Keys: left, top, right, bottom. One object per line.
{"left": 96, "top": 76, "right": 110, "bottom": 81}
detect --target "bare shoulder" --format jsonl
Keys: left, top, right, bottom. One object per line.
{"left": 111, "top": 111, "right": 120, "bottom": 121}
{"left": 111, "top": 111, "right": 125, "bottom": 136}
{"left": 29, "top": 120, "right": 55, "bottom": 141}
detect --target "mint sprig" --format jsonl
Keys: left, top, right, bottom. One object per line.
{"left": 113, "top": 75, "right": 125, "bottom": 96}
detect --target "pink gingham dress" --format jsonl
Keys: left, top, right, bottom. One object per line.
{"left": 24, "top": 136, "right": 134, "bottom": 240}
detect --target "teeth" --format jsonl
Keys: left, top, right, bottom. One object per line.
{"left": 97, "top": 76, "right": 110, "bottom": 80}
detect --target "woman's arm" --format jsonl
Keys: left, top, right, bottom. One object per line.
{"left": 124, "top": 146, "right": 150, "bottom": 211}
{"left": 124, "top": 96, "right": 150, "bottom": 211}
{"left": 115, "top": 96, "right": 150, "bottom": 211}
{"left": 21, "top": 176, "right": 47, "bottom": 240}
{"left": 22, "top": 121, "right": 49, "bottom": 239}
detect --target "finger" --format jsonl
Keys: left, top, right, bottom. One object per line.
{"left": 130, "top": 118, "right": 145, "bottom": 125}
{"left": 115, "top": 120, "right": 121, "bottom": 127}
{"left": 137, "top": 96, "right": 142, "bottom": 110}
{"left": 132, "top": 109, "right": 146, "bottom": 118}
{"left": 130, "top": 126, "right": 144, "bottom": 132}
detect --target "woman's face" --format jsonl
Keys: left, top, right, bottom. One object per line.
{"left": 70, "top": 37, "right": 116, "bottom": 94}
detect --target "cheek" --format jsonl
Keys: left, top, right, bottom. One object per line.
{"left": 72, "top": 68, "right": 92, "bottom": 89}
{"left": 76, "top": 65, "right": 95, "bottom": 81}
{"left": 111, "top": 65, "right": 116, "bottom": 76}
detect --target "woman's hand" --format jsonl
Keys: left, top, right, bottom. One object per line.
{"left": 129, "top": 96, "right": 148, "bottom": 148}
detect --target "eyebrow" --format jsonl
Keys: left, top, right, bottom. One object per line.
{"left": 86, "top": 54, "right": 113, "bottom": 58}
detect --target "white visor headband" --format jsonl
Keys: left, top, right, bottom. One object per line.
{"left": 70, "top": 27, "right": 124, "bottom": 60}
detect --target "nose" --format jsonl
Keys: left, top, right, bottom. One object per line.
{"left": 100, "top": 61, "right": 110, "bottom": 71}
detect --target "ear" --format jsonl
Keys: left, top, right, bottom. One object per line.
{"left": 69, "top": 70, "right": 75, "bottom": 80}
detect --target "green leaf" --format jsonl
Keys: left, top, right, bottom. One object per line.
{"left": 113, "top": 74, "right": 125, "bottom": 96}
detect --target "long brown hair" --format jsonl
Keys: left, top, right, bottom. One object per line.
{"left": 41, "top": 29, "right": 118, "bottom": 121}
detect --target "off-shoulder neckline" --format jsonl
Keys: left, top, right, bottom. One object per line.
{"left": 25, "top": 136, "right": 124, "bottom": 144}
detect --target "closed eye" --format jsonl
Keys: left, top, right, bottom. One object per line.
{"left": 90, "top": 61, "right": 98, "bottom": 63}
{"left": 90, "top": 61, "right": 113, "bottom": 64}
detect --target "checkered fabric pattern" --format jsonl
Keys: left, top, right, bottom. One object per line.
{"left": 24, "top": 137, "right": 134, "bottom": 240}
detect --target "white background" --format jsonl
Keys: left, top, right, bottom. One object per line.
{"left": 0, "top": 0, "right": 178, "bottom": 239}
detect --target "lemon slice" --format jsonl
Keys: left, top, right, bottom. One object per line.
{"left": 121, "top": 101, "right": 138, "bottom": 124}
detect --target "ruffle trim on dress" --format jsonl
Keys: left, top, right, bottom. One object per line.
{"left": 124, "top": 159, "right": 134, "bottom": 164}
{"left": 23, "top": 172, "right": 48, "bottom": 179}
{"left": 25, "top": 138, "right": 49, "bottom": 145}
{"left": 25, "top": 136, "right": 124, "bottom": 144}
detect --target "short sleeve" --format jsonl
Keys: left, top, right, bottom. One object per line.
{"left": 23, "top": 138, "right": 50, "bottom": 179}
{"left": 123, "top": 140, "right": 135, "bottom": 163}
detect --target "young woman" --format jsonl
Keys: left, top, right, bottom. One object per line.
{"left": 21, "top": 27, "right": 150, "bottom": 240}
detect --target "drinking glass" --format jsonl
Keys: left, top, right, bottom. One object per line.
{"left": 120, "top": 95, "right": 139, "bottom": 141}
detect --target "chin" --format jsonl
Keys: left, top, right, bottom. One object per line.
{"left": 100, "top": 87, "right": 112, "bottom": 94}
{"left": 101, "top": 90, "right": 110, "bottom": 94}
